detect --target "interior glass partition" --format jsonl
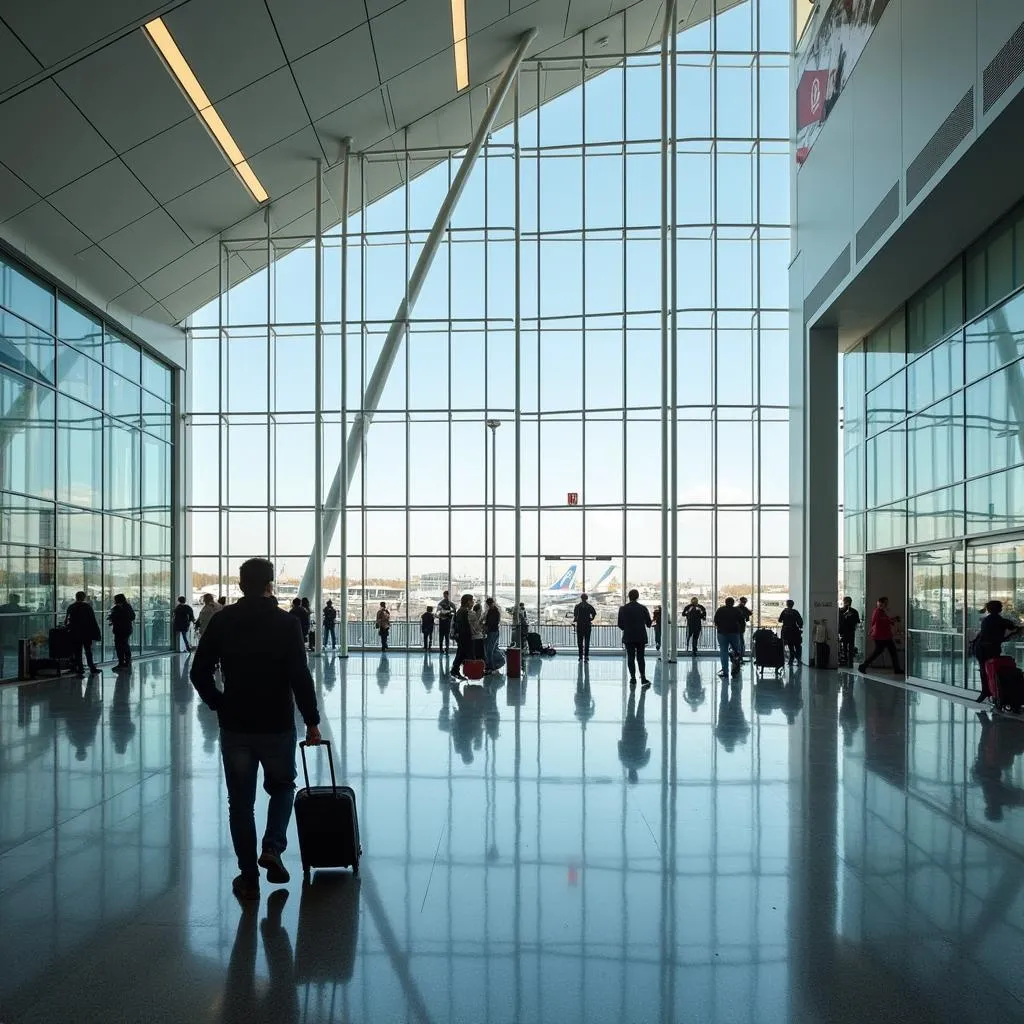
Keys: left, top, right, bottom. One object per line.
{"left": 186, "top": 1, "right": 792, "bottom": 650}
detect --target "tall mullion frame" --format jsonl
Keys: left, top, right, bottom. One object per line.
{"left": 710, "top": 2, "right": 720, "bottom": 618}
{"left": 620, "top": 47, "right": 629, "bottom": 606}
{"left": 266, "top": 214, "right": 274, "bottom": 562}
{"left": 533, "top": 73, "right": 542, "bottom": 624}
{"left": 580, "top": 55, "right": 587, "bottom": 590}
{"left": 404, "top": 135, "right": 411, "bottom": 644}
{"left": 484, "top": 140, "right": 491, "bottom": 599}
{"left": 669, "top": 3, "right": 679, "bottom": 661}
{"left": 446, "top": 151, "right": 453, "bottom": 616}
{"left": 359, "top": 154, "right": 368, "bottom": 643}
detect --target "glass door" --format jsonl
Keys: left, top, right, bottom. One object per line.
{"left": 907, "top": 545, "right": 965, "bottom": 688}
{"left": 966, "top": 536, "right": 1024, "bottom": 691}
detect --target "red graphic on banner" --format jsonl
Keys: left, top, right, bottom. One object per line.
{"left": 797, "top": 69, "right": 830, "bottom": 130}
{"left": 567, "top": 492, "right": 579, "bottom": 506}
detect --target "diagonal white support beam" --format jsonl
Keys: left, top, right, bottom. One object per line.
{"left": 299, "top": 29, "right": 538, "bottom": 601}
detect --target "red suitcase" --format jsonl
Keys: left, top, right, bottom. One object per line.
{"left": 986, "top": 656, "right": 1024, "bottom": 712}
{"left": 463, "top": 659, "right": 486, "bottom": 680}
{"left": 505, "top": 647, "right": 522, "bottom": 678}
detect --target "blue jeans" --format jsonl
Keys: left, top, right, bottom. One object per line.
{"left": 718, "top": 633, "right": 741, "bottom": 676}
{"left": 323, "top": 622, "right": 337, "bottom": 648}
{"left": 220, "top": 728, "right": 297, "bottom": 878}
{"left": 484, "top": 631, "right": 501, "bottom": 670}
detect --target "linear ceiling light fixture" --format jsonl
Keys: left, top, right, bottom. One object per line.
{"left": 450, "top": 0, "right": 469, "bottom": 91}
{"left": 143, "top": 17, "right": 269, "bottom": 204}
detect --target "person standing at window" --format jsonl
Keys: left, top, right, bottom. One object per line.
{"left": 375, "top": 602, "right": 391, "bottom": 651}
{"left": 682, "top": 597, "right": 707, "bottom": 655}
{"left": 483, "top": 597, "right": 503, "bottom": 671}
{"left": 172, "top": 596, "right": 195, "bottom": 653}
{"left": 779, "top": 599, "right": 804, "bottom": 665}
{"left": 837, "top": 597, "right": 861, "bottom": 667}
{"left": 421, "top": 606, "right": 436, "bottom": 651}
{"left": 300, "top": 597, "right": 315, "bottom": 650}
{"left": 451, "top": 594, "right": 475, "bottom": 680}
{"left": 617, "top": 589, "right": 652, "bottom": 688}
{"left": 108, "top": 593, "right": 136, "bottom": 671}
{"left": 713, "top": 597, "right": 744, "bottom": 679}
{"left": 436, "top": 592, "right": 454, "bottom": 654}
{"left": 737, "top": 597, "right": 752, "bottom": 659}
{"left": 857, "top": 596, "right": 902, "bottom": 675}
{"left": 573, "top": 593, "right": 597, "bottom": 661}
{"left": 470, "top": 602, "right": 486, "bottom": 662}
{"left": 322, "top": 600, "right": 338, "bottom": 650}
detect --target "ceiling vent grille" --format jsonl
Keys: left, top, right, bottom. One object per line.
{"left": 983, "top": 19, "right": 1024, "bottom": 113}
{"left": 803, "top": 244, "right": 851, "bottom": 323}
{"left": 906, "top": 88, "right": 974, "bottom": 205}
{"left": 856, "top": 183, "right": 899, "bottom": 263}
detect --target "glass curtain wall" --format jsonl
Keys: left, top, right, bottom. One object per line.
{"left": 0, "top": 250, "right": 175, "bottom": 678}
{"left": 187, "top": 0, "right": 791, "bottom": 649}
{"left": 844, "top": 201, "right": 1024, "bottom": 691}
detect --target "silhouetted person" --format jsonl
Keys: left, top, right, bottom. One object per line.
{"left": 289, "top": 598, "right": 310, "bottom": 649}
{"left": 191, "top": 558, "right": 321, "bottom": 901}
{"left": 451, "top": 594, "right": 475, "bottom": 680}
{"left": 573, "top": 593, "right": 596, "bottom": 660}
{"left": 375, "top": 602, "right": 390, "bottom": 651}
{"left": 682, "top": 597, "right": 706, "bottom": 655}
{"left": 66, "top": 591, "right": 101, "bottom": 674}
{"left": 197, "top": 593, "right": 221, "bottom": 637}
{"left": 973, "top": 711, "right": 1024, "bottom": 821}
{"left": 470, "top": 602, "right": 486, "bottom": 662}
{"left": 973, "top": 599, "right": 1020, "bottom": 701}
{"left": 110, "top": 671, "right": 136, "bottom": 754}
{"left": 737, "top": 597, "right": 752, "bottom": 659}
{"left": 173, "top": 596, "right": 195, "bottom": 653}
{"left": 422, "top": 652, "right": 435, "bottom": 691}
{"left": 376, "top": 654, "right": 390, "bottom": 692}
{"left": 437, "top": 591, "right": 454, "bottom": 653}
{"left": 300, "top": 597, "right": 315, "bottom": 650}
{"left": 837, "top": 596, "right": 861, "bottom": 667}
{"left": 483, "top": 597, "right": 503, "bottom": 672}
{"left": 781, "top": 670, "right": 804, "bottom": 724}
{"left": 574, "top": 663, "right": 595, "bottom": 727}
{"left": 108, "top": 592, "right": 136, "bottom": 670}
{"left": 450, "top": 680, "right": 487, "bottom": 764}
{"left": 778, "top": 599, "right": 804, "bottom": 665}
{"left": 839, "top": 679, "right": 859, "bottom": 747}
{"left": 618, "top": 687, "right": 650, "bottom": 782}
{"left": 56, "top": 674, "right": 102, "bottom": 760}
{"left": 618, "top": 589, "right": 652, "bottom": 688}
{"left": 684, "top": 661, "right": 706, "bottom": 711}
{"left": 857, "top": 596, "right": 901, "bottom": 675}
{"left": 322, "top": 600, "right": 338, "bottom": 650}
{"left": 171, "top": 651, "right": 193, "bottom": 713}
{"left": 715, "top": 680, "right": 750, "bottom": 753}
{"left": 438, "top": 679, "right": 452, "bottom": 733}
{"left": 322, "top": 653, "right": 337, "bottom": 691}
{"left": 713, "top": 597, "right": 744, "bottom": 678}
{"left": 421, "top": 606, "right": 435, "bottom": 651}
{"left": 218, "top": 595, "right": 228, "bottom": 608}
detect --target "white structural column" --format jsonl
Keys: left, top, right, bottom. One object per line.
{"left": 298, "top": 30, "right": 537, "bottom": 602}
{"left": 313, "top": 160, "right": 324, "bottom": 651}
{"left": 792, "top": 324, "right": 839, "bottom": 665}
{"left": 667, "top": 7, "right": 679, "bottom": 663}
{"left": 338, "top": 140, "right": 351, "bottom": 655}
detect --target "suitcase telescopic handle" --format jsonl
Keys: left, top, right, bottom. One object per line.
{"left": 299, "top": 739, "right": 337, "bottom": 793}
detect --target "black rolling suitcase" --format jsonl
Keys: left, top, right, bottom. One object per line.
{"left": 294, "top": 740, "right": 361, "bottom": 879}
{"left": 753, "top": 628, "right": 785, "bottom": 678}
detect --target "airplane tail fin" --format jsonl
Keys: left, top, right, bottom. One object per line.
{"left": 548, "top": 564, "right": 577, "bottom": 592}
{"left": 591, "top": 565, "right": 616, "bottom": 592}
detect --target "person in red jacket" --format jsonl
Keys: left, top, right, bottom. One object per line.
{"left": 858, "top": 596, "right": 903, "bottom": 675}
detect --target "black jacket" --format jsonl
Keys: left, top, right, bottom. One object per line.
{"left": 618, "top": 601, "right": 652, "bottom": 645}
{"left": 172, "top": 603, "right": 194, "bottom": 631}
{"left": 109, "top": 603, "right": 136, "bottom": 637}
{"left": 573, "top": 601, "right": 596, "bottom": 631}
{"left": 838, "top": 607, "right": 861, "bottom": 636}
{"left": 713, "top": 606, "right": 745, "bottom": 634}
{"left": 66, "top": 601, "right": 101, "bottom": 642}
{"left": 454, "top": 606, "right": 473, "bottom": 644}
{"left": 683, "top": 604, "right": 706, "bottom": 628}
{"left": 290, "top": 605, "right": 311, "bottom": 634}
{"left": 322, "top": 605, "right": 337, "bottom": 625}
{"left": 484, "top": 605, "right": 501, "bottom": 633}
{"left": 190, "top": 597, "right": 320, "bottom": 734}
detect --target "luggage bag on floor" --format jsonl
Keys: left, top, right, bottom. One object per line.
{"left": 294, "top": 740, "right": 360, "bottom": 878}
{"left": 752, "top": 628, "right": 785, "bottom": 677}
{"left": 986, "top": 656, "right": 1024, "bottom": 713}
{"left": 463, "top": 658, "right": 486, "bottom": 680}
{"left": 505, "top": 646, "right": 522, "bottom": 678}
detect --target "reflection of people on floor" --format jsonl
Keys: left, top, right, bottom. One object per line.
{"left": 197, "top": 700, "right": 220, "bottom": 754}
{"left": 171, "top": 653, "right": 193, "bottom": 713}
{"left": 781, "top": 669, "right": 804, "bottom": 724}
{"left": 973, "top": 711, "right": 1024, "bottom": 821}
{"left": 574, "top": 664, "right": 595, "bottom": 727}
{"left": 322, "top": 654, "right": 336, "bottom": 692}
{"left": 684, "top": 662, "right": 706, "bottom": 711}
{"left": 484, "top": 681, "right": 501, "bottom": 743}
{"left": 221, "top": 891, "right": 298, "bottom": 1024}
{"left": 715, "top": 680, "right": 750, "bottom": 753}
{"left": 839, "top": 679, "right": 860, "bottom": 747}
{"left": 451, "top": 682, "right": 489, "bottom": 764}
{"left": 51, "top": 676, "right": 102, "bottom": 761}
{"left": 422, "top": 653, "right": 435, "bottom": 691}
{"left": 438, "top": 680, "right": 452, "bottom": 733}
{"left": 618, "top": 688, "right": 650, "bottom": 783}
{"left": 376, "top": 654, "right": 389, "bottom": 692}
{"left": 110, "top": 672, "right": 136, "bottom": 754}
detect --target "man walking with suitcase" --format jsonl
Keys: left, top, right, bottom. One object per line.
{"left": 191, "top": 557, "right": 322, "bottom": 901}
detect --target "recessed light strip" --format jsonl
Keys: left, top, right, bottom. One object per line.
{"left": 143, "top": 17, "right": 269, "bottom": 204}
{"left": 450, "top": 0, "right": 469, "bottom": 91}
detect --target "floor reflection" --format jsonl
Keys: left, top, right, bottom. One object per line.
{"left": 2, "top": 654, "right": 1024, "bottom": 1022}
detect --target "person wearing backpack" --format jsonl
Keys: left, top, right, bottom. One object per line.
{"left": 974, "top": 600, "right": 1020, "bottom": 702}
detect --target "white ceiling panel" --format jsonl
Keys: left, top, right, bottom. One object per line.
{"left": 264, "top": 0, "right": 368, "bottom": 62}
{"left": 0, "top": 0, "right": 168, "bottom": 69}
{"left": 405, "top": 92, "right": 473, "bottom": 150}
{"left": 364, "top": 0, "right": 407, "bottom": 16}
{"left": 112, "top": 283, "right": 160, "bottom": 316}
{"left": 468, "top": 0, "right": 516, "bottom": 36}
{"left": 163, "top": 0, "right": 286, "bottom": 104}
{"left": 265, "top": 180, "right": 317, "bottom": 237}
{"left": 139, "top": 237, "right": 219, "bottom": 299}
{"left": 0, "top": 19, "right": 43, "bottom": 93}
{"left": 122, "top": 116, "right": 228, "bottom": 204}
{"left": 164, "top": 170, "right": 260, "bottom": 245}
{"left": 216, "top": 66, "right": 314, "bottom": 160}
{"left": 314, "top": 90, "right": 392, "bottom": 155}
{"left": 55, "top": 30, "right": 192, "bottom": 154}
{"left": 291, "top": 24, "right": 380, "bottom": 122}
{"left": 100, "top": 207, "right": 194, "bottom": 280}
{"left": 0, "top": 80, "right": 115, "bottom": 195}
{"left": 49, "top": 159, "right": 158, "bottom": 242}
{"left": 160, "top": 267, "right": 220, "bottom": 322}
{"left": 469, "top": 2, "right": 572, "bottom": 81}
{"left": 73, "top": 244, "right": 136, "bottom": 297}
{"left": 5, "top": 201, "right": 91, "bottom": 257}
{"left": 248, "top": 126, "right": 323, "bottom": 202}
{"left": 387, "top": 50, "right": 458, "bottom": 129}
{"left": 0, "top": 162, "right": 39, "bottom": 221}
{"left": 370, "top": 0, "right": 453, "bottom": 81}
{"left": 566, "top": 0, "right": 614, "bottom": 39}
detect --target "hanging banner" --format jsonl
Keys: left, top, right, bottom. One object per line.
{"left": 795, "top": 0, "right": 892, "bottom": 166}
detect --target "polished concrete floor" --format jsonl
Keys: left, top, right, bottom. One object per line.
{"left": 2, "top": 652, "right": 1024, "bottom": 1023}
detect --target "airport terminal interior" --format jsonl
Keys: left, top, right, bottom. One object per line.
{"left": 2, "top": 0, "right": 1024, "bottom": 1020}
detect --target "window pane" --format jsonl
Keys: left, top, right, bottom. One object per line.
{"left": 1, "top": 257, "right": 54, "bottom": 333}
{"left": 1, "top": 367, "right": 55, "bottom": 499}
{"left": 57, "top": 395, "right": 101, "bottom": 508}
{"left": 1, "top": 308, "right": 54, "bottom": 384}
